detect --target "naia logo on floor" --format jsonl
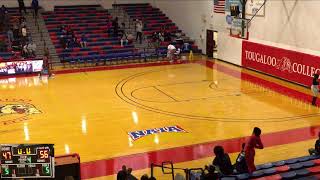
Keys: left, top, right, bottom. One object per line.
{"left": 128, "top": 125, "right": 187, "bottom": 141}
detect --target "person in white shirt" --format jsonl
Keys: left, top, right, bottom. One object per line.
{"left": 136, "top": 20, "right": 143, "bottom": 44}
{"left": 27, "top": 41, "right": 36, "bottom": 57}
{"left": 167, "top": 44, "right": 176, "bottom": 62}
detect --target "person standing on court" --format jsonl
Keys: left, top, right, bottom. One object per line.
{"left": 18, "top": 0, "right": 27, "bottom": 14}
{"left": 245, "top": 127, "right": 264, "bottom": 174}
{"left": 311, "top": 74, "right": 319, "bottom": 106}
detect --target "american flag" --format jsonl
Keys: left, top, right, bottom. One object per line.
{"left": 214, "top": 0, "right": 225, "bottom": 14}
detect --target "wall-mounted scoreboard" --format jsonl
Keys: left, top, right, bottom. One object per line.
{"left": 0, "top": 144, "right": 54, "bottom": 178}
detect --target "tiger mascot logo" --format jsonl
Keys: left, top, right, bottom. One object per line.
{"left": 0, "top": 104, "right": 41, "bottom": 115}
{"left": 0, "top": 99, "right": 41, "bottom": 125}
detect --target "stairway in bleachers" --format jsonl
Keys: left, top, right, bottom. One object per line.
{"left": 113, "top": 3, "right": 202, "bottom": 54}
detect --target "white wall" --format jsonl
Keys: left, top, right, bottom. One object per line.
{"left": 155, "top": 0, "right": 243, "bottom": 65}
{"left": 216, "top": 0, "right": 320, "bottom": 65}
{"left": 155, "top": 0, "right": 213, "bottom": 55}
{"left": 248, "top": 0, "right": 320, "bottom": 56}
{"left": 155, "top": 0, "right": 320, "bottom": 65}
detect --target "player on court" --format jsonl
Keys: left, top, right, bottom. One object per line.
{"left": 311, "top": 74, "right": 319, "bottom": 106}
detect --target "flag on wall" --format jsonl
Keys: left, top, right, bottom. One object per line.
{"left": 214, "top": 0, "right": 226, "bottom": 14}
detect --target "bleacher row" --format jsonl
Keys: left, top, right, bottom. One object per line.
{"left": 220, "top": 154, "right": 320, "bottom": 180}
{"left": 115, "top": 3, "right": 201, "bottom": 53}
{"left": 42, "top": 5, "right": 142, "bottom": 64}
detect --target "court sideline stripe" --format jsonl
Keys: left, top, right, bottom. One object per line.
{"left": 81, "top": 125, "right": 320, "bottom": 179}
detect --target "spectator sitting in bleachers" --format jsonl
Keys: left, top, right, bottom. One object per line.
{"left": 202, "top": 165, "right": 218, "bottom": 180}
{"left": 21, "top": 25, "right": 27, "bottom": 43}
{"left": 309, "top": 131, "right": 320, "bottom": 155}
{"left": 119, "top": 22, "right": 126, "bottom": 38}
{"left": 65, "top": 25, "right": 73, "bottom": 36}
{"left": 0, "top": 38, "right": 7, "bottom": 52}
{"left": 70, "top": 36, "right": 80, "bottom": 48}
{"left": 27, "top": 41, "right": 36, "bottom": 57}
{"left": 19, "top": 16, "right": 26, "bottom": 27}
{"left": 234, "top": 143, "right": 248, "bottom": 174}
{"left": 13, "top": 23, "right": 20, "bottom": 39}
{"left": 59, "top": 25, "right": 67, "bottom": 34}
{"left": 174, "top": 46, "right": 181, "bottom": 57}
{"left": 140, "top": 174, "right": 149, "bottom": 180}
{"left": 164, "top": 30, "right": 171, "bottom": 42}
{"left": 117, "top": 165, "right": 127, "bottom": 180}
{"left": 80, "top": 34, "right": 87, "bottom": 48}
{"left": 7, "top": 28, "right": 14, "bottom": 46}
{"left": 59, "top": 35, "right": 67, "bottom": 49}
{"left": 11, "top": 39, "right": 22, "bottom": 51}
{"left": 22, "top": 43, "right": 28, "bottom": 57}
{"left": 127, "top": 168, "right": 138, "bottom": 180}
{"left": 127, "top": 33, "right": 134, "bottom": 45}
{"left": 212, "top": 145, "right": 233, "bottom": 176}
{"left": 120, "top": 36, "right": 128, "bottom": 47}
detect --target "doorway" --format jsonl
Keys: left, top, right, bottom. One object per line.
{"left": 206, "top": 30, "right": 218, "bottom": 58}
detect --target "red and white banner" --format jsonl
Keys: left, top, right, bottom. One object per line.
{"left": 242, "top": 41, "right": 320, "bottom": 87}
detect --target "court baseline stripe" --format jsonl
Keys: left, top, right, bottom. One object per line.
{"left": 81, "top": 60, "right": 319, "bottom": 179}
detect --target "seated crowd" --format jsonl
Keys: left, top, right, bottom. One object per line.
{"left": 117, "top": 127, "right": 263, "bottom": 180}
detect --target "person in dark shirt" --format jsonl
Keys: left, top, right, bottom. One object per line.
{"left": 0, "top": 5, "right": 8, "bottom": 15}
{"left": 31, "top": 0, "right": 39, "bottom": 18}
{"left": 140, "top": 174, "right": 149, "bottom": 180}
{"left": 18, "top": 0, "right": 27, "bottom": 14}
{"left": 309, "top": 132, "right": 320, "bottom": 155}
{"left": 127, "top": 168, "right": 138, "bottom": 180}
{"left": 117, "top": 165, "right": 127, "bottom": 180}
{"left": 112, "top": 17, "right": 119, "bottom": 37}
{"left": 311, "top": 74, "right": 319, "bottom": 105}
{"left": 212, "top": 146, "right": 233, "bottom": 175}
{"left": 80, "top": 34, "right": 87, "bottom": 48}
{"left": 234, "top": 143, "right": 248, "bottom": 173}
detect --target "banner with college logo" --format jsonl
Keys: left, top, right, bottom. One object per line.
{"left": 242, "top": 41, "right": 320, "bottom": 87}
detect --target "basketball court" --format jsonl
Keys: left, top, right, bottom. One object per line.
{"left": 1, "top": 59, "right": 319, "bottom": 179}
